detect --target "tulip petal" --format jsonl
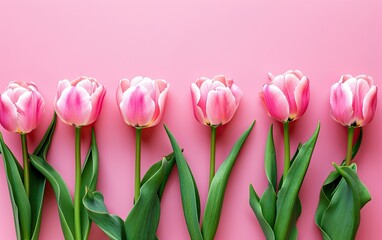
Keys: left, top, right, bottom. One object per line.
{"left": 151, "top": 84, "right": 169, "bottom": 127}
{"left": 361, "top": 86, "right": 377, "bottom": 126}
{"left": 120, "top": 86, "right": 155, "bottom": 127}
{"left": 284, "top": 73, "right": 300, "bottom": 117}
{"left": 16, "top": 91, "right": 45, "bottom": 133}
{"left": 262, "top": 85, "right": 289, "bottom": 122}
{"left": 206, "top": 88, "right": 237, "bottom": 126}
{"left": 330, "top": 83, "right": 354, "bottom": 126}
{"left": 88, "top": 85, "right": 106, "bottom": 125}
{"left": 294, "top": 76, "right": 310, "bottom": 119}
{"left": 353, "top": 78, "right": 370, "bottom": 123}
{"left": 0, "top": 93, "right": 19, "bottom": 132}
{"left": 191, "top": 83, "right": 207, "bottom": 125}
{"left": 55, "top": 86, "right": 92, "bottom": 126}
{"left": 230, "top": 83, "right": 243, "bottom": 106}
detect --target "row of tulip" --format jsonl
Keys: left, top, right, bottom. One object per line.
{"left": 0, "top": 71, "right": 377, "bottom": 240}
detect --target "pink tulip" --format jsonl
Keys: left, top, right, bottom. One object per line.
{"left": 260, "top": 70, "right": 310, "bottom": 122}
{"left": 0, "top": 81, "right": 45, "bottom": 133}
{"left": 54, "top": 76, "right": 106, "bottom": 127}
{"left": 330, "top": 74, "right": 377, "bottom": 127}
{"left": 191, "top": 75, "right": 243, "bottom": 126}
{"left": 116, "top": 76, "right": 169, "bottom": 128}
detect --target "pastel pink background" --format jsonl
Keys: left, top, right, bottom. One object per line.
{"left": 0, "top": 1, "right": 381, "bottom": 239}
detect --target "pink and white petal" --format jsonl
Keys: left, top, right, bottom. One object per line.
{"left": 0, "top": 94, "right": 19, "bottom": 132}
{"left": 151, "top": 85, "right": 169, "bottom": 127}
{"left": 57, "top": 80, "right": 72, "bottom": 97}
{"left": 290, "top": 70, "right": 304, "bottom": 79}
{"left": 267, "top": 72, "right": 275, "bottom": 81}
{"left": 77, "top": 78, "right": 93, "bottom": 95}
{"left": 88, "top": 85, "right": 106, "bottom": 124}
{"left": 210, "top": 79, "right": 225, "bottom": 90}
{"left": 191, "top": 83, "right": 207, "bottom": 124}
{"left": 356, "top": 75, "right": 374, "bottom": 87}
{"left": 155, "top": 79, "right": 169, "bottom": 93}
{"left": 361, "top": 86, "right": 377, "bottom": 126}
{"left": 71, "top": 76, "right": 89, "bottom": 86}
{"left": 284, "top": 73, "right": 300, "bottom": 116}
{"left": 340, "top": 74, "right": 354, "bottom": 83}
{"left": 294, "top": 76, "right": 310, "bottom": 119}
{"left": 206, "top": 88, "right": 237, "bottom": 126}
{"left": 55, "top": 86, "right": 92, "bottom": 126}
{"left": 130, "top": 76, "right": 145, "bottom": 87}
{"left": 120, "top": 86, "right": 155, "bottom": 127}
{"left": 344, "top": 77, "right": 357, "bottom": 95}
{"left": 230, "top": 83, "right": 243, "bottom": 105}
{"left": 262, "top": 85, "right": 289, "bottom": 122}
{"left": 330, "top": 83, "right": 354, "bottom": 126}
{"left": 198, "top": 79, "right": 213, "bottom": 110}
{"left": 16, "top": 91, "right": 45, "bottom": 133}
{"left": 195, "top": 77, "right": 208, "bottom": 88}
{"left": 212, "top": 75, "right": 226, "bottom": 84}
{"left": 271, "top": 75, "right": 285, "bottom": 91}
{"left": 353, "top": 78, "right": 370, "bottom": 122}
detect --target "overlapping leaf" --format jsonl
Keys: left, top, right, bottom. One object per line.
{"left": 30, "top": 127, "right": 99, "bottom": 240}
{"left": 83, "top": 153, "right": 176, "bottom": 240}
{"left": 0, "top": 114, "right": 56, "bottom": 240}
{"left": 165, "top": 122, "right": 255, "bottom": 240}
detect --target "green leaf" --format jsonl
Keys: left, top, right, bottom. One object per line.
{"left": 164, "top": 125, "right": 203, "bottom": 240}
{"left": 83, "top": 189, "right": 126, "bottom": 240}
{"left": 274, "top": 123, "right": 320, "bottom": 240}
{"left": 30, "top": 154, "right": 75, "bottom": 240}
{"left": 249, "top": 185, "right": 275, "bottom": 240}
{"left": 0, "top": 133, "right": 31, "bottom": 240}
{"left": 316, "top": 163, "right": 371, "bottom": 240}
{"left": 125, "top": 157, "right": 171, "bottom": 240}
{"left": 202, "top": 121, "right": 255, "bottom": 240}
{"left": 265, "top": 125, "right": 277, "bottom": 191}
{"left": 30, "top": 114, "right": 56, "bottom": 240}
{"left": 80, "top": 129, "right": 99, "bottom": 240}
{"left": 141, "top": 152, "right": 176, "bottom": 200}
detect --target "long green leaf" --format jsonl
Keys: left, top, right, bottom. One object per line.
{"left": 125, "top": 157, "right": 170, "bottom": 240}
{"left": 265, "top": 125, "right": 277, "bottom": 191}
{"left": 0, "top": 134, "right": 31, "bottom": 240}
{"left": 80, "top": 129, "right": 99, "bottom": 240}
{"left": 30, "top": 114, "right": 57, "bottom": 240}
{"left": 274, "top": 123, "right": 320, "bottom": 240}
{"left": 317, "top": 163, "right": 371, "bottom": 240}
{"left": 315, "top": 129, "right": 364, "bottom": 240}
{"left": 249, "top": 185, "right": 275, "bottom": 240}
{"left": 141, "top": 152, "right": 176, "bottom": 200}
{"left": 83, "top": 189, "right": 126, "bottom": 240}
{"left": 30, "top": 154, "right": 75, "bottom": 240}
{"left": 202, "top": 121, "right": 255, "bottom": 240}
{"left": 164, "top": 125, "right": 203, "bottom": 240}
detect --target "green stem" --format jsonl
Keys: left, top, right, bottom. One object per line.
{"left": 345, "top": 127, "right": 355, "bottom": 166}
{"left": 135, "top": 128, "right": 142, "bottom": 203}
{"left": 21, "top": 133, "right": 30, "bottom": 198}
{"left": 209, "top": 126, "right": 217, "bottom": 188}
{"left": 74, "top": 127, "right": 81, "bottom": 240}
{"left": 283, "top": 122, "right": 290, "bottom": 178}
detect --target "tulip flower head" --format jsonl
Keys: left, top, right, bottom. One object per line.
{"left": 54, "top": 76, "right": 106, "bottom": 127}
{"left": 260, "top": 70, "right": 310, "bottom": 122}
{"left": 191, "top": 75, "right": 243, "bottom": 127}
{"left": 116, "top": 76, "right": 169, "bottom": 128}
{"left": 0, "top": 81, "right": 45, "bottom": 134}
{"left": 330, "top": 74, "right": 377, "bottom": 127}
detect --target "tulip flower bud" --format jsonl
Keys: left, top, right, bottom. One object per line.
{"left": 191, "top": 75, "right": 243, "bottom": 126}
{"left": 330, "top": 74, "right": 377, "bottom": 127}
{"left": 54, "top": 76, "right": 106, "bottom": 127}
{"left": 260, "top": 70, "right": 310, "bottom": 122}
{"left": 116, "top": 76, "right": 169, "bottom": 128}
{"left": 0, "top": 81, "right": 45, "bottom": 133}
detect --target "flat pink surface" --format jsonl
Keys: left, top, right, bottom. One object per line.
{"left": 0, "top": 1, "right": 381, "bottom": 239}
